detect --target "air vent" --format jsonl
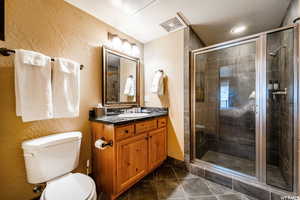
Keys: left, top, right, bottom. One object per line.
{"left": 160, "top": 16, "right": 187, "bottom": 33}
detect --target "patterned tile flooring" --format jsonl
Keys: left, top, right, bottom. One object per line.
{"left": 115, "top": 162, "right": 258, "bottom": 200}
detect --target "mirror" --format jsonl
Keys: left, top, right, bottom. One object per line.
{"left": 102, "top": 46, "right": 140, "bottom": 106}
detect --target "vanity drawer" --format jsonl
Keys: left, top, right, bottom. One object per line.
{"left": 158, "top": 117, "right": 167, "bottom": 128}
{"left": 115, "top": 125, "right": 135, "bottom": 141}
{"left": 135, "top": 120, "right": 157, "bottom": 134}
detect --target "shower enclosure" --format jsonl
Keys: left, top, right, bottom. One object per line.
{"left": 191, "top": 25, "right": 298, "bottom": 192}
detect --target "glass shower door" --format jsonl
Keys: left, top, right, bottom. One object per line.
{"left": 192, "top": 25, "right": 298, "bottom": 192}
{"left": 194, "top": 40, "right": 258, "bottom": 177}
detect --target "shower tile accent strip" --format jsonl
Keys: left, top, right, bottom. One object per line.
{"left": 167, "top": 157, "right": 295, "bottom": 200}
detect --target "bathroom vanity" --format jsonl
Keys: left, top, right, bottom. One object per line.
{"left": 90, "top": 112, "right": 168, "bottom": 200}
{"left": 91, "top": 46, "right": 168, "bottom": 199}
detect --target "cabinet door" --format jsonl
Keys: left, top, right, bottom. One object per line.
{"left": 116, "top": 133, "right": 148, "bottom": 193}
{"left": 149, "top": 127, "right": 167, "bottom": 171}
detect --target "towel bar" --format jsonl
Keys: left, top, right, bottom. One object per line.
{"left": 0, "top": 47, "right": 84, "bottom": 70}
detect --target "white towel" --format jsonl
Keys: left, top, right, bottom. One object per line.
{"left": 151, "top": 70, "right": 164, "bottom": 96}
{"left": 124, "top": 76, "right": 135, "bottom": 96}
{"left": 14, "top": 49, "right": 53, "bottom": 122}
{"left": 52, "top": 58, "right": 80, "bottom": 118}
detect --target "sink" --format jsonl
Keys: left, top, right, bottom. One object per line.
{"left": 118, "top": 113, "right": 149, "bottom": 118}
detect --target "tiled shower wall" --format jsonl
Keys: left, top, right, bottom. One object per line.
{"left": 266, "top": 28, "right": 294, "bottom": 191}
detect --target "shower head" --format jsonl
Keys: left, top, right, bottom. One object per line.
{"left": 269, "top": 46, "right": 286, "bottom": 57}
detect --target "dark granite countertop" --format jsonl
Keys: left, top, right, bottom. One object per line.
{"left": 90, "top": 111, "right": 168, "bottom": 125}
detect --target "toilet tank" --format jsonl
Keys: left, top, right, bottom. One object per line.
{"left": 21, "top": 132, "right": 82, "bottom": 184}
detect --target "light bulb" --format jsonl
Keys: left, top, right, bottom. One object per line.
{"left": 112, "top": 35, "right": 122, "bottom": 50}
{"left": 132, "top": 44, "right": 140, "bottom": 57}
{"left": 122, "top": 40, "right": 132, "bottom": 54}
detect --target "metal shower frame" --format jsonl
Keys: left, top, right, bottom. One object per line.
{"left": 190, "top": 24, "right": 299, "bottom": 194}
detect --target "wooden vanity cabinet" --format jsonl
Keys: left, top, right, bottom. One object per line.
{"left": 91, "top": 116, "right": 167, "bottom": 200}
{"left": 116, "top": 133, "right": 148, "bottom": 193}
{"left": 148, "top": 127, "right": 167, "bottom": 171}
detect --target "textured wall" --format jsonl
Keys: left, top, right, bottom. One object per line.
{"left": 144, "top": 30, "right": 185, "bottom": 160}
{"left": 0, "top": 1, "right": 143, "bottom": 199}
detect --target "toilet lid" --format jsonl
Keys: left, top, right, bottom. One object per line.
{"left": 44, "top": 173, "right": 94, "bottom": 200}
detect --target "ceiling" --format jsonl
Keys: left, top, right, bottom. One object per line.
{"left": 65, "top": 0, "right": 292, "bottom": 45}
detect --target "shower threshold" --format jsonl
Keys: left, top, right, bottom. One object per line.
{"left": 200, "top": 151, "right": 287, "bottom": 189}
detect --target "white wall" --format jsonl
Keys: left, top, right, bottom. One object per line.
{"left": 144, "top": 29, "right": 185, "bottom": 160}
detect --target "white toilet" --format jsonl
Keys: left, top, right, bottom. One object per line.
{"left": 22, "top": 132, "right": 97, "bottom": 200}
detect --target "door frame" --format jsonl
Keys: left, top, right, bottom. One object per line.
{"left": 190, "top": 24, "right": 299, "bottom": 193}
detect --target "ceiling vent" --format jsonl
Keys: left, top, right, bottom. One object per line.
{"left": 160, "top": 16, "right": 187, "bottom": 33}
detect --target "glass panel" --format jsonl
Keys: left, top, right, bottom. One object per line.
{"left": 195, "top": 41, "right": 257, "bottom": 177}
{"left": 266, "top": 28, "right": 294, "bottom": 191}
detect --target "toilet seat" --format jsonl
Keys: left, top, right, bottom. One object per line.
{"left": 41, "top": 173, "right": 96, "bottom": 200}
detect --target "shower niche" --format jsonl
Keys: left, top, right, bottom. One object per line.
{"left": 191, "top": 25, "right": 297, "bottom": 192}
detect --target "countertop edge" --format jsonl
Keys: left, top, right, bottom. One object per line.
{"left": 89, "top": 112, "right": 168, "bottom": 125}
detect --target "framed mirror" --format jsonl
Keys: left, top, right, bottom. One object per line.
{"left": 102, "top": 46, "right": 140, "bottom": 107}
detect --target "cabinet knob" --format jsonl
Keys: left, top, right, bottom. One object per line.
{"left": 125, "top": 130, "right": 129, "bottom": 133}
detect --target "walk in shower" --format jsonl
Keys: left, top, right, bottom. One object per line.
{"left": 191, "top": 25, "right": 298, "bottom": 192}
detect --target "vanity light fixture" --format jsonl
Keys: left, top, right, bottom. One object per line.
{"left": 231, "top": 25, "right": 247, "bottom": 34}
{"left": 107, "top": 32, "right": 140, "bottom": 57}
{"left": 122, "top": 39, "right": 132, "bottom": 54}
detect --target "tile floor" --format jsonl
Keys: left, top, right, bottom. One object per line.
{"left": 116, "top": 162, "right": 258, "bottom": 200}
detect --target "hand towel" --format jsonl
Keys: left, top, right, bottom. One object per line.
{"left": 52, "top": 58, "right": 80, "bottom": 118}
{"left": 151, "top": 70, "right": 164, "bottom": 96}
{"left": 124, "top": 76, "right": 135, "bottom": 96}
{"left": 14, "top": 49, "right": 53, "bottom": 122}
